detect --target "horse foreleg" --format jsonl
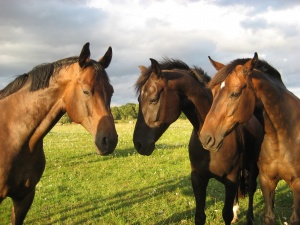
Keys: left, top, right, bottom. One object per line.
{"left": 246, "top": 166, "right": 259, "bottom": 225}
{"left": 290, "top": 178, "right": 300, "bottom": 225}
{"left": 223, "top": 181, "right": 237, "bottom": 225}
{"left": 232, "top": 196, "right": 239, "bottom": 223}
{"left": 259, "top": 173, "right": 277, "bottom": 225}
{"left": 191, "top": 171, "right": 208, "bottom": 225}
{"left": 11, "top": 188, "right": 35, "bottom": 225}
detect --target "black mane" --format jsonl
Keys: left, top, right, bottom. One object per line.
{"left": 0, "top": 57, "right": 110, "bottom": 100}
{"left": 208, "top": 58, "right": 283, "bottom": 89}
{"left": 0, "top": 57, "right": 78, "bottom": 99}
{"left": 135, "top": 58, "right": 210, "bottom": 95}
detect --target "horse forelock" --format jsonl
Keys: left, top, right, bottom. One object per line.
{"left": 207, "top": 58, "right": 283, "bottom": 89}
{"left": 134, "top": 58, "right": 208, "bottom": 96}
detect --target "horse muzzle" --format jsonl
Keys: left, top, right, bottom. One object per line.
{"left": 133, "top": 140, "right": 155, "bottom": 156}
{"left": 95, "top": 134, "right": 118, "bottom": 155}
{"left": 199, "top": 133, "right": 224, "bottom": 152}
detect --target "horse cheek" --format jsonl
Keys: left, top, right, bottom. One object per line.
{"left": 65, "top": 91, "right": 84, "bottom": 123}
{"left": 142, "top": 102, "right": 160, "bottom": 127}
{"left": 165, "top": 93, "right": 180, "bottom": 123}
{"left": 239, "top": 91, "right": 255, "bottom": 123}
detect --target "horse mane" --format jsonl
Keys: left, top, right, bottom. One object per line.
{"left": 135, "top": 58, "right": 210, "bottom": 95}
{"left": 0, "top": 57, "right": 110, "bottom": 100}
{"left": 208, "top": 58, "right": 283, "bottom": 89}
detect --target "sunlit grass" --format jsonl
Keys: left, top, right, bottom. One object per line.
{"left": 0, "top": 120, "right": 292, "bottom": 224}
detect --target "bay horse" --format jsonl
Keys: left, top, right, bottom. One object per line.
{"left": 199, "top": 53, "right": 300, "bottom": 225}
{"left": 133, "top": 58, "right": 263, "bottom": 225}
{"left": 0, "top": 43, "right": 118, "bottom": 224}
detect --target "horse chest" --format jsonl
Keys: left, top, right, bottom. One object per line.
{"left": 208, "top": 151, "right": 241, "bottom": 177}
{"left": 3, "top": 147, "right": 46, "bottom": 199}
{"left": 258, "top": 138, "right": 300, "bottom": 181}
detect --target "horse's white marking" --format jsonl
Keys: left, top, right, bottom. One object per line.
{"left": 220, "top": 81, "right": 225, "bottom": 89}
{"left": 232, "top": 203, "right": 239, "bottom": 223}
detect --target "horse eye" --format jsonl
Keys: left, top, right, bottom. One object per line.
{"left": 150, "top": 98, "right": 158, "bottom": 104}
{"left": 230, "top": 92, "right": 241, "bottom": 98}
{"left": 83, "top": 90, "right": 91, "bottom": 96}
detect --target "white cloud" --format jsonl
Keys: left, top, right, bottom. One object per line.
{"left": 0, "top": 0, "right": 300, "bottom": 104}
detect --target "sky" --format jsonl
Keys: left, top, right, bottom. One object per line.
{"left": 0, "top": 0, "right": 299, "bottom": 106}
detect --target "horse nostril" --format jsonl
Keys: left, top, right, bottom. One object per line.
{"left": 206, "top": 135, "right": 211, "bottom": 145}
{"left": 134, "top": 141, "right": 142, "bottom": 151}
{"left": 102, "top": 136, "right": 108, "bottom": 149}
{"left": 206, "top": 135, "right": 214, "bottom": 146}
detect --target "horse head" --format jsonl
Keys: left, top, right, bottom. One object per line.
{"left": 133, "top": 58, "right": 181, "bottom": 155}
{"left": 200, "top": 53, "right": 258, "bottom": 151}
{"left": 63, "top": 43, "right": 118, "bottom": 155}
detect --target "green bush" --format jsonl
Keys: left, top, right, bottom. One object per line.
{"left": 59, "top": 113, "right": 72, "bottom": 124}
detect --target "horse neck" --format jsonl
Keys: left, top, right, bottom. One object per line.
{"left": 251, "top": 72, "right": 300, "bottom": 138}
{"left": 1, "top": 78, "right": 66, "bottom": 151}
{"left": 172, "top": 72, "right": 212, "bottom": 130}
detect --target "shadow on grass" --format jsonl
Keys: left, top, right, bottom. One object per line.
{"left": 243, "top": 181, "right": 293, "bottom": 225}
{"left": 27, "top": 176, "right": 285, "bottom": 224}
{"left": 66, "top": 143, "right": 188, "bottom": 162}
{"left": 28, "top": 175, "right": 194, "bottom": 224}
{"left": 26, "top": 142, "right": 294, "bottom": 225}
{"left": 25, "top": 174, "right": 293, "bottom": 225}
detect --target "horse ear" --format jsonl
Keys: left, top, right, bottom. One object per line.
{"left": 208, "top": 56, "right": 225, "bottom": 71}
{"left": 243, "top": 52, "right": 259, "bottom": 76}
{"left": 139, "top": 65, "right": 147, "bottom": 75}
{"left": 252, "top": 52, "right": 259, "bottom": 67}
{"left": 150, "top": 58, "right": 162, "bottom": 78}
{"left": 99, "top": 46, "right": 112, "bottom": 69}
{"left": 79, "top": 42, "right": 91, "bottom": 68}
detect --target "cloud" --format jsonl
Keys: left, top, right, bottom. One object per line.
{"left": 214, "top": 0, "right": 300, "bottom": 11}
{"left": 0, "top": 0, "right": 299, "bottom": 105}
{"left": 0, "top": 0, "right": 112, "bottom": 77}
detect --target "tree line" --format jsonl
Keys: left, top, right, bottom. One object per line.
{"left": 111, "top": 103, "right": 139, "bottom": 120}
{"left": 111, "top": 103, "right": 186, "bottom": 120}
{"left": 59, "top": 103, "right": 186, "bottom": 124}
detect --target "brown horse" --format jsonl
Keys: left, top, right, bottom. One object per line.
{"left": 133, "top": 58, "right": 263, "bottom": 225}
{"left": 0, "top": 43, "right": 118, "bottom": 224}
{"left": 200, "top": 53, "right": 300, "bottom": 225}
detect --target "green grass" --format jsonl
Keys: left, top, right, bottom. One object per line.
{"left": 0, "top": 120, "right": 293, "bottom": 224}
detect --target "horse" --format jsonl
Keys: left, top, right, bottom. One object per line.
{"left": 133, "top": 58, "right": 263, "bottom": 225}
{"left": 199, "top": 53, "right": 300, "bottom": 225}
{"left": 0, "top": 43, "right": 118, "bottom": 225}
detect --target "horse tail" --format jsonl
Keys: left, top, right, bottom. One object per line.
{"left": 238, "top": 169, "right": 249, "bottom": 198}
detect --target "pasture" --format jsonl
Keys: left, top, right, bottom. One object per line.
{"left": 0, "top": 120, "right": 292, "bottom": 224}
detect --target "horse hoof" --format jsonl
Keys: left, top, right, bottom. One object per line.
{"left": 231, "top": 217, "right": 238, "bottom": 223}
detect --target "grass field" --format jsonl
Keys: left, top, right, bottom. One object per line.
{"left": 0, "top": 120, "right": 293, "bottom": 224}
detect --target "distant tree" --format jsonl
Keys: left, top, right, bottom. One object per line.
{"left": 135, "top": 104, "right": 139, "bottom": 114}
{"left": 120, "top": 103, "right": 137, "bottom": 120}
{"left": 110, "top": 103, "right": 186, "bottom": 121}
{"left": 59, "top": 113, "right": 72, "bottom": 124}
{"left": 111, "top": 106, "right": 121, "bottom": 120}
{"left": 111, "top": 103, "right": 138, "bottom": 120}
{"left": 179, "top": 112, "right": 187, "bottom": 119}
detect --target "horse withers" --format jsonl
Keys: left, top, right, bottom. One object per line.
{"left": 200, "top": 53, "right": 300, "bottom": 225}
{"left": 0, "top": 43, "right": 118, "bottom": 224}
{"left": 133, "top": 58, "right": 262, "bottom": 225}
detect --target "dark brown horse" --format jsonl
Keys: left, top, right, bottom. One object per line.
{"left": 0, "top": 43, "right": 118, "bottom": 224}
{"left": 200, "top": 53, "right": 300, "bottom": 225}
{"left": 133, "top": 58, "right": 263, "bottom": 225}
